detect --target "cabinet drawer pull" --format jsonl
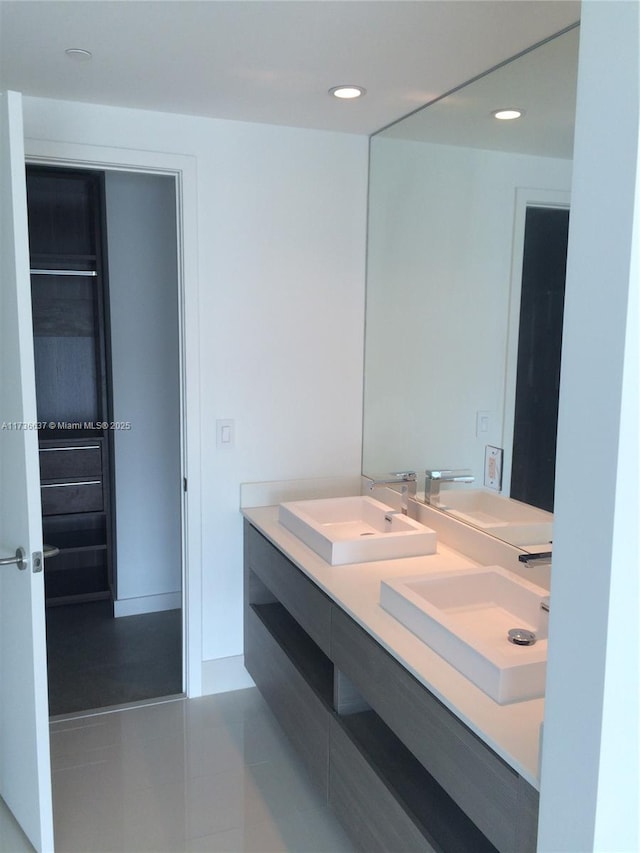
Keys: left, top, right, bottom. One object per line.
{"left": 40, "top": 445, "right": 101, "bottom": 452}
{"left": 30, "top": 269, "right": 97, "bottom": 277}
{"left": 41, "top": 480, "right": 101, "bottom": 488}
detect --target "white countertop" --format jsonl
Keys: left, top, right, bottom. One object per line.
{"left": 243, "top": 504, "right": 545, "bottom": 789}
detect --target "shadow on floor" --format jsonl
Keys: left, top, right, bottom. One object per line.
{"left": 46, "top": 600, "right": 182, "bottom": 716}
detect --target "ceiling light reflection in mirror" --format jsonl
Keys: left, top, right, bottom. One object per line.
{"left": 379, "top": 25, "right": 578, "bottom": 156}
{"left": 362, "top": 25, "right": 579, "bottom": 547}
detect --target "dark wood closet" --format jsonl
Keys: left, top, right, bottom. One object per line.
{"left": 27, "top": 165, "right": 115, "bottom": 606}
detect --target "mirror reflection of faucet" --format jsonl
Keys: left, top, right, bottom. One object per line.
{"left": 366, "top": 472, "right": 417, "bottom": 515}
{"left": 424, "top": 469, "right": 475, "bottom": 508}
{"left": 518, "top": 551, "right": 553, "bottom": 568}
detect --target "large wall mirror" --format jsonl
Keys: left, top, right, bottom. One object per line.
{"left": 362, "top": 24, "right": 580, "bottom": 547}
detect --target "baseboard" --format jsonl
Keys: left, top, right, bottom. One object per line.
{"left": 201, "top": 654, "right": 255, "bottom": 695}
{"left": 113, "top": 591, "right": 181, "bottom": 618}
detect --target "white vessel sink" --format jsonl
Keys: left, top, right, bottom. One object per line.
{"left": 279, "top": 495, "right": 437, "bottom": 566}
{"left": 380, "top": 566, "right": 549, "bottom": 704}
{"left": 434, "top": 489, "right": 553, "bottom": 546}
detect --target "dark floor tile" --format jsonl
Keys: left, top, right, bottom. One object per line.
{"left": 46, "top": 601, "right": 182, "bottom": 715}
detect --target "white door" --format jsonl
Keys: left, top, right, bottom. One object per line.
{"left": 0, "top": 91, "right": 54, "bottom": 852}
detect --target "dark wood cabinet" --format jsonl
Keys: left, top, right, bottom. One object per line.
{"left": 244, "top": 521, "right": 540, "bottom": 853}
{"left": 27, "top": 166, "right": 115, "bottom": 606}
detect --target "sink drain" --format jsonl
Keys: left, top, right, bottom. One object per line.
{"left": 508, "top": 628, "right": 537, "bottom": 646}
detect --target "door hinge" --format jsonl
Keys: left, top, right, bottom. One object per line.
{"left": 183, "top": 477, "right": 188, "bottom": 493}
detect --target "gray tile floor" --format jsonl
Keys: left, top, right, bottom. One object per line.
{"left": 0, "top": 795, "right": 33, "bottom": 852}
{"left": 45, "top": 688, "right": 355, "bottom": 852}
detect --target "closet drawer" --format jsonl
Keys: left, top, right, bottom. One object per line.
{"left": 41, "top": 481, "right": 103, "bottom": 515}
{"left": 39, "top": 445, "right": 102, "bottom": 480}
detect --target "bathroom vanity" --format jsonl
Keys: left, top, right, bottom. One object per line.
{"left": 243, "top": 503, "right": 544, "bottom": 852}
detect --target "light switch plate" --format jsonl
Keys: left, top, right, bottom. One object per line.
{"left": 476, "top": 410, "right": 491, "bottom": 436}
{"left": 216, "top": 418, "right": 235, "bottom": 449}
{"left": 484, "top": 445, "right": 503, "bottom": 490}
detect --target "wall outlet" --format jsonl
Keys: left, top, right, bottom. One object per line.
{"left": 484, "top": 445, "right": 503, "bottom": 490}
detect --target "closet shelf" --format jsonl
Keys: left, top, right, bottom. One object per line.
{"left": 43, "top": 529, "right": 107, "bottom": 554}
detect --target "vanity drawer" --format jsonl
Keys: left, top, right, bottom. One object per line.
{"left": 41, "top": 481, "right": 103, "bottom": 516}
{"left": 245, "top": 603, "right": 330, "bottom": 799}
{"left": 330, "top": 718, "right": 436, "bottom": 853}
{"left": 244, "top": 523, "right": 332, "bottom": 657}
{"left": 331, "top": 607, "right": 535, "bottom": 853}
{"left": 39, "top": 444, "right": 102, "bottom": 480}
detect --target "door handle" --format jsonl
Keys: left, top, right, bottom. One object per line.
{"left": 0, "top": 547, "right": 27, "bottom": 570}
{"left": 43, "top": 544, "right": 60, "bottom": 559}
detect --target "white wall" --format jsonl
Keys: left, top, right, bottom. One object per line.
{"left": 538, "top": 1, "right": 639, "bottom": 850}
{"left": 23, "top": 98, "right": 369, "bottom": 677}
{"left": 105, "top": 171, "right": 182, "bottom": 614}
{"left": 364, "top": 137, "right": 572, "bottom": 482}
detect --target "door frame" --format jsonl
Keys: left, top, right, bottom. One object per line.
{"left": 501, "top": 187, "right": 571, "bottom": 498}
{"left": 24, "top": 138, "right": 203, "bottom": 697}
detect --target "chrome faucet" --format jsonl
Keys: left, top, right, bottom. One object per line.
{"left": 424, "top": 469, "right": 474, "bottom": 507}
{"left": 367, "top": 472, "right": 417, "bottom": 515}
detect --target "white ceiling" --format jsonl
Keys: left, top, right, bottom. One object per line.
{"left": 0, "top": 1, "right": 580, "bottom": 136}
{"left": 382, "top": 24, "right": 579, "bottom": 158}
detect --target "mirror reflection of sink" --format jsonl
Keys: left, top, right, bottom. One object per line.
{"left": 432, "top": 489, "right": 553, "bottom": 546}
{"left": 279, "top": 496, "right": 437, "bottom": 566}
{"left": 380, "top": 566, "right": 549, "bottom": 704}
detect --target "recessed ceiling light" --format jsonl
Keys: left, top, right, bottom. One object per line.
{"left": 492, "top": 108, "right": 524, "bottom": 121}
{"left": 329, "top": 85, "right": 366, "bottom": 100}
{"left": 65, "top": 48, "right": 92, "bottom": 61}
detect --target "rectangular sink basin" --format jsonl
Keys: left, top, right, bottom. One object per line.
{"left": 279, "top": 495, "right": 437, "bottom": 566}
{"left": 380, "top": 566, "right": 549, "bottom": 704}
{"left": 434, "top": 489, "right": 553, "bottom": 546}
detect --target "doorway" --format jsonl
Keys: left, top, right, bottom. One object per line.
{"left": 510, "top": 205, "right": 570, "bottom": 512}
{"left": 27, "top": 164, "right": 185, "bottom": 715}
